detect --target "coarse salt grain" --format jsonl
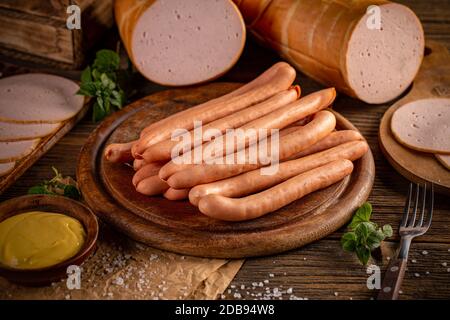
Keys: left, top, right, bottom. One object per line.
{"left": 269, "top": 273, "right": 274, "bottom": 278}
{"left": 234, "top": 293, "right": 242, "bottom": 299}
{"left": 334, "top": 292, "right": 339, "bottom": 297}
{"left": 414, "top": 273, "right": 420, "bottom": 277}
{"left": 264, "top": 280, "right": 269, "bottom": 284}
{"left": 241, "top": 285, "right": 245, "bottom": 290}
{"left": 411, "top": 259, "right": 417, "bottom": 263}
{"left": 287, "top": 288, "right": 293, "bottom": 294}
{"left": 422, "top": 250, "right": 428, "bottom": 255}
{"left": 442, "top": 262, "right": 447, "bottom": 267}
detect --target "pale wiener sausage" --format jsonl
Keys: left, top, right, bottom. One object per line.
{"left": 132, "top": 62, "right": 296, "bottom": 157}
{"left": 158, "top": 89, "right": 336, "bottom": 181}
{"left": 133, "top": 158, "right": 147, "bottom": 171}
{"left": 141, "top": 86, "right": 301, "bottom": 163}
{"left": 197, "top": 159, "right": 354, "bottom": 221}
{"left": 288, "top": 130, "right": 364, "bottom": 160}
{"left": 163, "top": 188, "right": 190, "bottom": 201}
{"left": 158, "top": 125, "right": 304, "bottom": 181}
{"left": 189, "top": 140, "right": 368, "bottom": 206}
{"left": 104, "top": 141, "right": 136, "bottom": 163}
{"left": 135, "top": 175, "right": 169, "bottom": 196}
{"left": 166, "top": 110, "right": 336, "bottom": 189}
{"left": 132, "top": 162, "right": 165, "bottom": 187}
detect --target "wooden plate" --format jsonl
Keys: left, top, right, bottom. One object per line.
{"left": 379, "top": 41, "right": 450, "bottom": 195}
{"left": 77, "top": 83, "right": 374, "bottom": 258}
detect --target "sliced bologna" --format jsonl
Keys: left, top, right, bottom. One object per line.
{"left": 391, "top": 98, "right": 450, "bottom": 154}
{"left": 0, "top": 139, "right": 40, "bottom": 163}
{"left": 115, "top": 0, "right": 245, "bottom": 86}
{"left": 436, "top": 154, "right": 450, "bottom": 171}
{"left": 0, "top": 162, "right": 15, "bottom": 177}
{"left": 0, "top": 121, "right": 61, "bottom": 141}
{"left": 0, "top": 74, "right": 84, "bottom": 123}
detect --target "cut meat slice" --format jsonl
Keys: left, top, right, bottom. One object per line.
{"left": 0, "top": 139, "right": 40, "bottom": 163}
{"left": 0, "top": 73, "right": 84, "bottom": 123}
{"left": 0, "top": 162, "right": 15, "bottom": 177}
{"left": 115, "top": 0, "right": 246, "bottom": 86}
{"left": 436, "top": 154, "right": 450, "bottom": 171}
{"left": 0, "top": 121, "right": 61, "bottom": 141}
{"left": 391, "top": 98, "right": 450, "bottom": 154}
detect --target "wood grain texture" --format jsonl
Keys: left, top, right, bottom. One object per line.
{"left": 77, "top": 83, "right": 374, "bottom": 258}
{"left": 0, "top": 0, "right": 449, "bottom": 299}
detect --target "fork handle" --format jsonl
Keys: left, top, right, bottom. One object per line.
{"left": 377, "top": 258, "right": 407, "bottom": 300}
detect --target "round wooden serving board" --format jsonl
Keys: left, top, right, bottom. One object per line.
{"left": 379, "top": 41, "right": 450, "bottom": 195}
{"left": 77, "top": 83, "right": 374, "bottom": 258}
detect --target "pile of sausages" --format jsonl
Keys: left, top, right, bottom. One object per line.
{"left": 104, "top": 62, "right": 369, "bottom": 222}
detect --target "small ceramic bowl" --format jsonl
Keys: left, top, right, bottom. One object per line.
{"left": 0, "top": 194, "right": 98, "bottom": 286}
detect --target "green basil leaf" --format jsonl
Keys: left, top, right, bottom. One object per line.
{"left": 367, "top": 230, "right": 385, "bottom": 250}
{"left": 93, "top": 49, "right": 120, "bottom": 74}
{"left": 28, "top": 185, "right": 53, "bottom": 195}
{"left": 80, "top": 66, "right": 92, "bottom": 83}
{"left": 349, "top": 202, "right": 372, "bottom": 229}
{"left": 355, "top": 222, "right": 371, "bottom": 242}
{"left": 356, "top": 246, "right": 371, "bottom": 265}
{"left": 341, "top": 232, "right": 357, "bottom": 252}
{"left": 77, "top": 82, "right": 96, "bottom": 97}
{"left": 382, "top": 224, "right": 393, "bottom": 238}
{"left": 92, "top": 100, "right": 106, "bottom": 122}
{"left": 64, "top": 185, "right": 81, "bottom": 200}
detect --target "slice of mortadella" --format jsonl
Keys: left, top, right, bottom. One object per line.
{"left": 0, "top": 74, "right": 84, "bottom": 123}
{"left": 391, "top": 98, "right": 450, "bottom": 154}
{"left": 0, "top": 162, "right": 15, "bottom": 177}
{"left": 0, "top": 139, "right": 40, "bottom": 163}
{"left": 0, "top": 121, "right": 61, "bottom": 141}
{"left": 435, "top": 154, "right": 450, "bottom": 171}
{"left": 115, "top": 0, "right": 246, "bottom": 86}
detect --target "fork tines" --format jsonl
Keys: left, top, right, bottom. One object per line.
{"left": 400, "top": 183, "right": 434, "bottom": 231}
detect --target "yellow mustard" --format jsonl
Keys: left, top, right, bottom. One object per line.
{"left": 0, "top": 211, "right": 86, "bottom": 270}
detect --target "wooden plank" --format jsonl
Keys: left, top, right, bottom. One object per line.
{"left": 0, "top": 0, "right": 69, "bottom": 20}
{"left": 226, "top": 239, "right": 450, "bottom": 300}
{"left": 0, "top": 10, "right": 73, "bottom": 64}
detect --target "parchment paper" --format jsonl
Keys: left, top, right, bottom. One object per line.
{"left": 0, "top": 224, "right": 244, "bottom": 300}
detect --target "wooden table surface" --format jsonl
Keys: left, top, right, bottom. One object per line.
{"left": 1, "top": 0, "right": 449, "bottom": 300}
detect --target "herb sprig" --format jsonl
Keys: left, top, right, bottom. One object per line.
{"left": 341, "top": 202, "right": 393, "bottom": 265}
{"left": 77, "top": 49, "right": 125, "bottom": 122}
{"left": 28, "top": 167, "right": 80, "bottom": 200}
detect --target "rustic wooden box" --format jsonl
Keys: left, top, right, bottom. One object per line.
{"left": 0, "top": 0, "right": 114, "bottom": 69}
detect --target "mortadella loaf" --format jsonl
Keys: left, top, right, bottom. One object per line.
{"left": 234, "top": 0, "right": 424, "bottom": 104}
{"left": 115, "top": 0, "right": 246, "bottom": 86}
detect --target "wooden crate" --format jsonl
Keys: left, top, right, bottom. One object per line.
{"left": 0, "top": 0, "right": 114, "bottom": 69}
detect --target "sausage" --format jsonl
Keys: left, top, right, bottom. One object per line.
{"left": 234, "top": 0, "right": 424, "bottom": 104}
{"left": 189, "top": 140, "right": 368, "bottom": 206}
{"left": 133, "top": 158, "right": 147, "bottom": 171}
{"left": 135, "top": 175, "right": 169, "bottom": 196}
{"left": 104, "top": 141, "right": 136, "bottom": 163}
{"left": 170, "top": 88, "right": 336, "bottom": 167}
{"left": 158, "top": 89, "right": 336, "bottom": 181}
{"left": 132, "top": 162, "right": 165, "bottom": 187}
{"left": 197, "top": 159, "right": 354, "bottom": 221}
{"left": 288, "top": 130, "right": 364, "bottom": 160}
{"left": 166, "top": 110, "right": 336, "bottom": 189}
{"left": 158, "top": 124, "right": 304, "bottom": 181}
{"left": 163, "top": 188, "right": 190, "bottom": 201}
{"left": 132, "top": 62, "right": 296, "bottom": 157}
{"left": 141, "top": 86, "right": 301, "bottom": 163}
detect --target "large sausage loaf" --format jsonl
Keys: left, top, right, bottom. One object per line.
{"left": 234, "top": 0, "right": 424, "bottom": 103}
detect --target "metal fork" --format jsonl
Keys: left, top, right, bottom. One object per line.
{"left": 377, "top": 183, "right": 434, "bottom": 300}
